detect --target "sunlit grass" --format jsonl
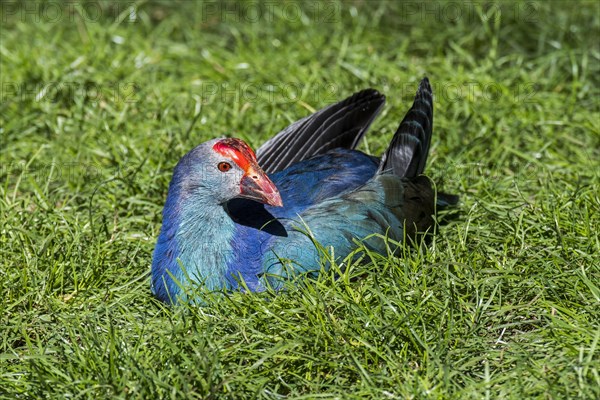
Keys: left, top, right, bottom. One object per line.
{"left": 1, "top": 1, "right": 599, "bottom": 398}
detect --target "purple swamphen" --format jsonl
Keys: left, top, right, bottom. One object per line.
{"left": 152, "top": 77, "right": 458, "bottom": 303}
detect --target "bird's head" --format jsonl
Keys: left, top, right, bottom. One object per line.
{"left": 172, "top": 138, "right": 283, "bottom": 207}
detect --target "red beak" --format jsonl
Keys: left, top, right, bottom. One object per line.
{"left": 239, "top": 166, "right": 283, "bottom": 207}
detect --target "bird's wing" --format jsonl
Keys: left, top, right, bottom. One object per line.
{"left": 377, "top": 77, "right": 433, "bottom": 178}
{"left": 257, "top": 89, "right": 385, "bottom": 174}
{"left": 261, "top": 174, "right": 439, "bottom": 287}
{"left": 375, "top": 77, "right": 458, "bottom": 206}
{"left": 268, "top": 148, "right": 379, "bottom": 214}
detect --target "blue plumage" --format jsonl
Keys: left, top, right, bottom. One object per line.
{"left": 151, "top": 78, "right": 458, "bottom": 304}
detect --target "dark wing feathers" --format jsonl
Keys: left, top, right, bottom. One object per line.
{"left": 377, "top": 77, "right": 433, "bottom": 178}
{"left": 257, "top": 89, "right": 385, "bottom": 174}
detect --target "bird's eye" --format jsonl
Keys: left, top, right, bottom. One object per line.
{"left": 218, "top": 162, "right": 232, "bottom": 172}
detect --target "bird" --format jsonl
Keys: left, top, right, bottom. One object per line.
{"left": 151, "top": 77, "right": 458, "bottom": 304}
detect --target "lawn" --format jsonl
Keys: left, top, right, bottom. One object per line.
{"left": 1, "top": 1, "right": 599, "bottom": 398}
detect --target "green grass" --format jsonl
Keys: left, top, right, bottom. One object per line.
{"left": 1, "top": 1, "right": 599, "bottom": 398}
